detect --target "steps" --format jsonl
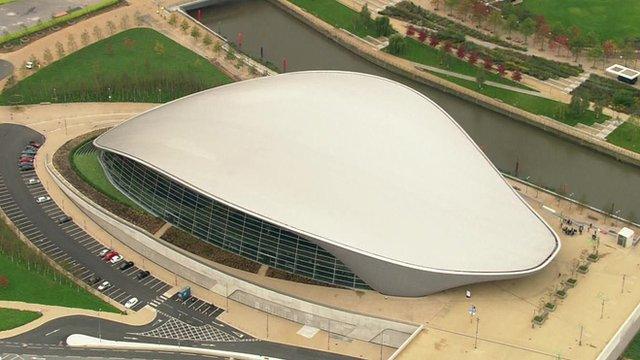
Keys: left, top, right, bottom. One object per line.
{"left": 544, "top": 72, "right": 591, "bottom": 93}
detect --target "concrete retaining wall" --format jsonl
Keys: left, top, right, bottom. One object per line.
{"left": 45, "top": 160, "right": 418, "bottom": 345}
{"left": 266, "top": 0, "right": 640, "bottom": 168}
{"left": 597, "top": 301, "right": 640, "bottom": 360}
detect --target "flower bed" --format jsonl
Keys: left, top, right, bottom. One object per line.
{"left": 572, "top": 73, "right": 640, "bottom": 114}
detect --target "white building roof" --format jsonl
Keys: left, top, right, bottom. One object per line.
{"left": 619, "top": 227, "right": 635, "bottom": 238}
{"left": 606, "top": 64, "right": 640, "bottom": 80}
{"left": 95, "top": 71, "right": 559, "bottom": 275}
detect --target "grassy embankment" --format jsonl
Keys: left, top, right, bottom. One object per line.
{"left": 0, "top": 218, "right": 118, "bottom": 312}
{"left": 0, "top": 308, "right": 42, "bottom": 331}
{"left": 0, "top": 28, "right": 232, "bottom": 104}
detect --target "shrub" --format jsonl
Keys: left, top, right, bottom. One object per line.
{"left": 387, "top": 34, "right": 406, "bottom": 55}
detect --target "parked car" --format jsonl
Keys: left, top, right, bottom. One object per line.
{"left": 136, "top": 270, "right": 150, "bottom": 280}
{"left": 119, "top": 261, "right": 134, "bottom": 271}
{"left": 35, "top": 196, "right": 51, "bottom": 204}
{"left": 109, "top": 254, "right": 123, "bottom": 264}
{"left": 19, "top": 164, "right": 34, "bottom": 171}
{"left": 25, "top": 61, "right": 36, "bottom": 69}
{"left": 88, "top": 275, "right": 102, "bottom": 285}
{"left": 97, "top": 281, "right": 111, "bottom": 291}
{"left": 26, "top": 178, "right": 40, "bottom": 185}
{"left": 124, "top": 297, "right": 139, "bottom": 309}
{"left": 103, "top": 251, "right": 118, "bottom": 261}
{"left": 18, "top": 158, "right": 33, "bottom": 164}
{"left": 22, "top": 148, "right": 37, "bottom": 155}
{"left": 56, "top": 215, "right": 72, "bottom": 224}
{"left": 98, "top": 248, "right": 111, "bottom": 257}
{"left": 29, "top": 141, "right": 41, "bottom": 148}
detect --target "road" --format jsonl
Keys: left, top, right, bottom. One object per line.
{"left": 0, "top": 123, "right": 352, "bottom": 360}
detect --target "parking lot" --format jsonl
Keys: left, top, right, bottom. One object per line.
{"left": 0, "top": 124, "right": 173, "bottom": 312}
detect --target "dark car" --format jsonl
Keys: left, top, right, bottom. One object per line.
{"left": 119, "top": 261, "right": 134, "bottom": 271}
{"left": 29, "top": 141, "right": 41, "bottom": 148}
{"left": 136, "top": 270, "right": 150, "bottom": 280}
{"left": 19, "top": 164, "right": 34, "bottom": 171}
{"left": 22, "top": 148, "right": 37, "bottom": 154}
{"left": 56, "top": 215, "right": 72, "bottom": 224}
{"left": 88, "top": 275, "right": 102, "bottom": 285}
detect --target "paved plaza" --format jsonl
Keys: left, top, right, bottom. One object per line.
{"left": 0, "top": 0, "right": 104, "bottom": 35}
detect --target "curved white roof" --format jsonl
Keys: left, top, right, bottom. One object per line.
{"left": 95, "top": 71, "right": 559, "bottom": 274}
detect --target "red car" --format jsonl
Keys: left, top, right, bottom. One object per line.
{"left": 29, "top": 141, "right": 41, "bottom": 148}
{"left": 103, "top": 251, "right": 118, "bottom": 261}
{"left": 18, "top": 158, "right": 33, "bottom": 164}
{"left": 19, "top": 156, "right": 34, "bottom": 162}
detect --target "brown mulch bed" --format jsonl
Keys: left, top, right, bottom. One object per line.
{"left": 53, "top": 130, "right": 165, "bottom": 234}
{"left": 161, "top": 227, "right": 261, "bottom": 274}
{"left": 265, "top": 267, "right": 340, "bottom": 288}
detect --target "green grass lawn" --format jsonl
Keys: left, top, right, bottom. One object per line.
{"left": 0, "top": 28, "right": 232, "bottom": 105}
{"left": 287, "top": 0, "right": 377, "bottom": 37}
{"left": 521, "top": 0, "right": 640, "bottom": 43}
{"left": 71, "top": 141, "right": 140, "bottom": 209}
{"left": 607, "top": 121, "right": 640, "bottom": 153}
{"left": 396, "top": 38, "right": 533, "bottom": 90}
{"left": 0, "top": 308, "right": 42, "bottom": 331}
{"left": 431, "top": 72, "right": 608, "bottom": 126}
{"left": 0, "top": 220, "right": 119, "bottom": 313}
{"left": 625, "top": 329, "right": 640, "bottom": 359}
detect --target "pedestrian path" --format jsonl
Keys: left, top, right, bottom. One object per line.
{"left": 415, "top": 64, "right": 544, "bottom": 96}
{"left": 543, "top": 72, "right": 591, "bottom": 94}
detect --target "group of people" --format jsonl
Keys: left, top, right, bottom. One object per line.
{"left": 561, "top": 218, "right": 584, "bottom": 236}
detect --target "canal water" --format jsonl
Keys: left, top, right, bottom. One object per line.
{"left": 195, "top": 0, "right": 640, "bottom": 220}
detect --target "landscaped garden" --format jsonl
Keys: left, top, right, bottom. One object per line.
{"left": 0, "top": 308, "right": 42, "bottom": 331}
{"left": 0, "top": 218, "right": 118, "bottom": 312}
{"left": 432, "top": 72, "right": 608, "bottom": 127}
{"left": 0, "top": 28, "right": 232, "bottom": 105}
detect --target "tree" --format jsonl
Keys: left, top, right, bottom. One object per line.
{"left": 190, "top": 26, "right": 201, "bottom": 40}
{"left": 455, "top": 0, "right": 473, "bottom": 20}
{"left": 588, "top": 45, "right": 603, "bottom": 68}
{"left": 497, "top": 63, "right": 506, "bottom": 76}
{"left": 488, "top": 11, "right": 503, "bottom": 34}
{"left": 417, "top": 30, "right": 427, "bottom": 43}
{"left": 67, "top": 34, "right": 78, "bottom": 52}
{"left": 593, "top": 99, "right": 604, "bottom": 119}
{"left": 357, "top": 3, "right": 372, "bottom": 31}
{"left": 120, "top": 14, "right": 130, "bottom": 30}
{"left": 106, "top": 20, "right": 116, "bottom": 35}
{"left": 154, "top": 41, "right": 165, "bottom": 55}
{"left": 180, "top": 19, "right": 190, "bottom": 33}
{"left": 456, "top": 45, "right": 466, "bottom": 59}
{"left": 505, "top": 14, "right": 518, "bottom": 38}
{"left": 519, "top": 18, "right": 535, "bottom": 44}
{"left": 534, "top": 17, "right": 551, "bottom": 50}
{"left": 471, "top": 3, "right": 489, "bottom": 27}
{"left": 622, "top": 40, "right": 635, "bottom": 66}
{"left": 406, "top": 25, "right": 416, "bottom": 37}
{"left": 569, "top": 94, "right": 587, "bottom": 116}
{"left": 568, "top": 33, "right": 586, "bottom": 62}
{"left": 134, "top": 10, "right": 144, "bottom": 26}
{"left": 226, "top": 48, "right": 236, "bottom": 60}
{"left": 169, "top": 13, "right": 177, "bottom": 26}
{"left": 203, "top": 34, "right": 213, "bottom": 46}
{"left": 123, "top": 37, "right": 135, "bottom": 50}
{"left": 92, "top": 25, "right": 103, "bottom": 41}
{"left": 374, "top": 16, "right": 392, "bottom": 37}
{"left": 476, "top": 68, "right": 486, "bottom": 89}
{"left": 443, "top": 41, "right": 453, "bottom": 53}
{"left": 55, "top": 41, "right": 65, "bottom": 58}
{"left": 512, "top": 70, "right": 522, "bottom": 81}
{"left": 603, "top": 40, "right": 616, "bottom": 62}
{"left": 444, "top": 0, "right": 459, "bottom": 15}
{"left": 387, "top": 34, "right": 406, "bottom": 55}
{"left": 0, "top": 275, "right": 8, "bottom": 289}
{"left": 429, "top": 36, "right": 440, "bottom": 47}
{"left": 467, "top": 52, "right": 478, "bottom": 65}
{"left": 431, "top": 0, "right": 441, "bottom": 11}
{"left": 213, "top": 42, "right": 222, "bottom": 55}
{"left": 79, "top": 31, "right": 90, "bottom": 47}
{"left": 43, "top": 48, "right": 53, "bottom": 64}
{"left": 483, "top": 57, "right": 493, "bottom": 70}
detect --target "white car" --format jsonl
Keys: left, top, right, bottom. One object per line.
{"left": 124, "top": 297, "right": 139, "bottom": 309}
{"left": 26, "top": 178, "right": 40, "bottom": 185}
{"left": 97, "top": 281, "right": 111, "bottom": 291}
{"left": 109, "top": 254, "right": 123, "bottom": 264}
{"left": 25, "top": 61, "right": 35, "bottom": 69}
{"left": 35, "top": 196, "right": 51, "bottom": 203}
{"left": 98, "top": 248, "right": 111, "bottom": 257}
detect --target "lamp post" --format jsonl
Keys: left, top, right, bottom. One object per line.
{"left": 98, "top": 307, "right": 102, "bottom": 342}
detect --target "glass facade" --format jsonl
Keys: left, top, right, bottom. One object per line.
{"left": 101, "top": 151, "right": 369, "bottom": 289}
